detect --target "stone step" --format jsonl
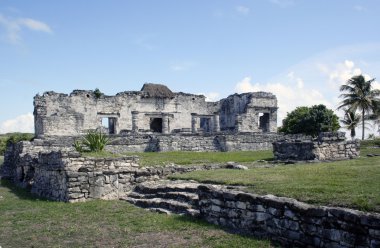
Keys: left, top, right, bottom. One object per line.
{"left": 133, "top": 180, "right": 201, "bottom": 195}
{"left": 147, "top": 207, "right": 200, "bottom": 217}
{"left": 122, "top": 196, "right": 200, "bottom": 217}
{"left": 127, "top": 191, "right": 199, "bottom": 206}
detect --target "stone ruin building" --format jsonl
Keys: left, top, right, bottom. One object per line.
{"left": 1, "top": 84, "right": 373, "bottom": 248}
{"left": 34, "top": 83, "right": 278, "bottom": 137}
{"left": 1, "top": 83, "right": 360, "bottom": 202}
{"left": 1, "top": 83, "right": 284, "bottom": 200}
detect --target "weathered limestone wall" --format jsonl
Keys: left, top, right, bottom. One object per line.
{"left": 1, "top": 140, "right": 72, "bottom": 187}
{"left": 32, "top": 151, "right": 141, "bottom": 201}
{"left": 1, "top": 133, "right": 281, "bottom": 188}
{"left": 218, "top": 133, "right": 281, "bottom": 152}
{"left": 105, "top": 133, "right": 282, "bottom": 153}
{"left": 219, "top": 92, "right": 277, "bottom": 133}
{"left": 17, "top": 151, "right": 222, "bottom": 202}
{"left": 198, "top": 185, "right": 380, "bottom": 248}
{"left": 34, "top": 90, "right": 217, "bottom": 137}
{"left": 273, "top": 132, "right": 360, "bottom": 161}
{"left": 34, "top": 87, "right": 278, "bottom": 137}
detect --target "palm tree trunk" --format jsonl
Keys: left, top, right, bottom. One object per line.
{"left": 362, "top": 109, "right": 365, "bottom": 140}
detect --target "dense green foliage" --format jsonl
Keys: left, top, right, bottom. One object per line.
{"left": 75, "top": 130, "right": 109, "bottom": 152}
{"left": 0, "top": 133, "right": 34, "bottom": 155}
{"left": 338, "top": 75, "right": 380, "bottom": 140}
{"left": 0, "top": 180, "right": 270, "bottom": 247}
{"left": 279, "top": 104, "right": 340, "bottom": 136}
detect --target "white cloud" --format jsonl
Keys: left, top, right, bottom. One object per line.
{"left": 205, "top": 92, "right": 220, "bottom": 102}
{"left": 19, "top": 18, "right": 52, "bottom": 33}
{"left": 235, "top": 76, "right": 332, "bottom": 126}
{"left": 235, "top": 6, "right": 250, "bottom": 15}
{"left": 287, "top": 71, "right": 303, "bottom": 89}
{"left": 318, "top": 60, "right": 363, "bottom": 90}
{"left": 0, "top": 13, "right": 52, "bottom": 44}
{"left": 0, "top": 113, "right": 34, "bottom": 134}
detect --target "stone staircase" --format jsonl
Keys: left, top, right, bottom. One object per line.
{"left": 121, "top": 180, "right": 201, "bottom": 217}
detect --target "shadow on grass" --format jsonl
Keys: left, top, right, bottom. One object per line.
{"left": 0, "top": 179, "right": 50, "bottom": 202}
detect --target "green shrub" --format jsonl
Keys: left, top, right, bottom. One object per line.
{"left": 5, "top": 133, "right": 34, "bottom": 147}
{"left": 94, "top": 88, "right": 103, "bottom": 98}
{"left": 0, "top": 137, "right": 7, "bottom": 155}
{"left": 279, "top": 104, "right": 340, "bottom": 136}
{"left": 75, "top": 130, "right": 109, "bottom": 153}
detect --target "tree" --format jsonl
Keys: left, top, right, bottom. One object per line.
{"left": 340, "top": 109, "right": 361, "bottom": 140}
{"left": 338, "top": 75, "right": 380, "bottom": 140}
{"left": 279, "top": 104, "right": 340, "bottom": 136}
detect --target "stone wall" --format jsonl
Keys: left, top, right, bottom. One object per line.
{"left": 34, "top": 85, "right": 278, "bottom": 137}
{"left": 0, "top": 139, "right": 72, "bottom": 186}
{"left": 198, "top": 185, "right": 380, "bottom": 248}
{"left": 0, "top": 132, "right": 281, "bottom": 189}
{"left": 219, "top": 92, "right": 277, "bottom": 133}
{"left": 218, "top": 133, "right": 281, "bottom": 152}
{"left": 20, "top": 151, "right": 222, "bottom": 202}
{"left": 105, "top": 133, "right": 281, "bottom": 153}
{"left": 273, "top": 132, "right": 360, "bottom": 161}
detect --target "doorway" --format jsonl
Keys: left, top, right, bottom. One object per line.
{"left": 150, "top": 118, "right": 163, "bottom": 133}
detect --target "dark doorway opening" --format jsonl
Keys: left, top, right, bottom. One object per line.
{"left": 102, "top": 117, "right": 117, "bottom": 134}
{"left": 258, "top": 113, "right": 270, "bottom": 132}
{"left": 200, "top": 117, "right": 211, "bottom": 132}
{"left": 150, "top": 118, "right": 163, "bottom": 133}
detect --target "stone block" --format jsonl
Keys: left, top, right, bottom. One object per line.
{"left": 211, "top": 205, "right": 221, "bottom": 213}
{"left": 236, "top": 201, "right": 247, "bottom": 210}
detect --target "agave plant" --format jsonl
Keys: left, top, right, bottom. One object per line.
{"left": 73, "top": 140, "right": 85, "bottom": 152}
{"left": 81, "top": 130, "right": 109, "bottom": 152}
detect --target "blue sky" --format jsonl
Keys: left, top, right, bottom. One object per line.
{"left": 1, "top": 0, "right": 380, "bottom": 137}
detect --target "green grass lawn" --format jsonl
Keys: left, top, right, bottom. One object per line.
{"left": 0, "top": 180, "right": 271, "bottom": 248}
{"left": 125, "top": 150, "right": 273, "bottom": 167}
{"left": 172, "top": 147, "right": 380, "bottom": 212}
{"left": 81, "top": 150, "right": 273, "bottom": 167}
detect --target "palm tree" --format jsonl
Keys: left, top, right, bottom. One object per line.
{"left": 338, "top": 75, "right": 380, "bottom": 140}
{"left": 340, "top": 109, "right": 361, "bottom": 140}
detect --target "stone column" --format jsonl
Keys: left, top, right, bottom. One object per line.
{"left": 191, "top": 113, "right": 197, "bottom": 133}
{"left": 269, "top": 108, "right": 278, "bottom": 133}
{"left": 213, "top": 112, "right": 220, "bottom": 133}
{"left": 235, "top": 114, "right": 242, "bottom": 132}
{"left": 131, "top": 111, "right": 139, "bottom": 133}
{"left": 162, "top": 114, "right": 170, "bottom": 134}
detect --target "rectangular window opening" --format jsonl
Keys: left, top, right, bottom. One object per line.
{"left": 258, "top": 113, "right": 270, "bottom": 133}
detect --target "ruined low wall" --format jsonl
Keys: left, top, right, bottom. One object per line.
{"left": 1, "top": 132, "right": 281, "bottom": 184}
{"left": 198, "top": 185, "right": 380, "bottom": 248}
{"left": 26, "top": 151, "right": 222, "bottom": 202}
{"left": 0, "top": 140, "right": 72, "bottom": 186}
{"left": 273, "top": 132, "right": 360, "bottom": 161}
{"left": 106, "top": 132, "right": 282, "bottom": 153}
